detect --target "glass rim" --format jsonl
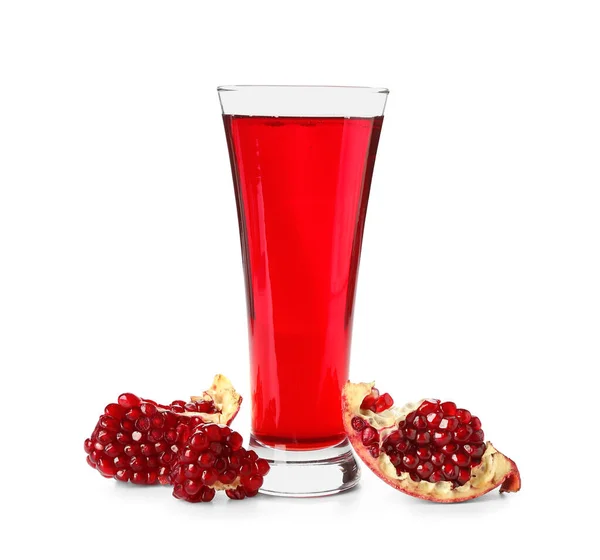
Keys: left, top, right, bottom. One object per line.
{"left": 217, "top": 85, "right": 390, "bottom": 94}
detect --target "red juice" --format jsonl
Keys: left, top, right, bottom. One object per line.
{"left": 223, "top": 115, "right": 383, "bottom": 450}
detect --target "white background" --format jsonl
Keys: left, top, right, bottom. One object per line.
{"left": 1, "top": 1, "right": 597, "bottom": 558}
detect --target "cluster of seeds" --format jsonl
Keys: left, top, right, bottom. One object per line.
{"left": 171, "top": 423, "right": 270, "bottom": 502}
{"left": 84, "top": 392, "right": 219, "bottom": 485}
{"left": 352, "top": 395, "right": 486, "bottom": 487}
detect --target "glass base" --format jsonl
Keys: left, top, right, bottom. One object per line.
{"left": 248, "top": 436, "right": 361, "bottom": 497}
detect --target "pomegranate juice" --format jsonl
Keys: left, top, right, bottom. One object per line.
{"left": 223, "top": 115, "right": 383, "bottom": 449}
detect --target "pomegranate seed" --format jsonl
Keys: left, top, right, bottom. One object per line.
{"left": 442, "top": 443, "right": 459, "bottom": 454}
{"left": 433, "top": 431, "right": 451, "bottom": 447}
{"left": 120, "top": 419, "right": 134, "bottom": 432}
{"left": 374, "top": 393, "right": 394, "bottom": 413}
{"left": 97, "top": 457, "right": 117, "bottom": 477}
{"left": 470, "top": 430, "right": 485, "bottom": 443}
{"left": 199, "top": 487, "right": 216, "bottom": 502}
{"left": 151, "top": 414, "right": 165, "bottom": 429}
{"left": 124, "top": 444, "right": 140, "bottom": 457}
{"left": 471, "top": 416, "right": 482, "bottom": 430}
{"left": 160, "top": 452, "right": 174, "bottom": 465}
{"left": 368, "top": 445, "right": 380, "bottom": 458}
{"left": 226, "top": 488, "right": 246, "bottom": 500}
{"left": 114, "top": 454, "right": 128, "bottom": 469}
{"left": 351, "top": 417, "right": 366, "bottom": 432}
{"left": 198, "top": 452, "right": 215, "bottom": 468}
{"left": 219, "top": 470, "right": 236, "bottom": 484}
{"left": 239, "top": 461, "right": 252, "bottom": 477}
{"left": 214, "top": 457, "right": 228, "bottom": 473}
{"left": 455, "top": 409, "right": 471, "bottom": 423}
{"left": 418, "top": 399, "right": 440, "bottom": 415}
{"left": 426, "top": 412, "right": 443, "bottom": 428}
{"left": 453, "top": 425, "right": 473, "bottom": 443}
{"left": 140, "top": 443, "right": 154, "bottom": 457}
{"left": 116, "top": 432, "right": 131, "bottom": 444}
{"left": 189, "top": 432, "right": 209, "bottom": 452}
{"left": 244, "top": 475, "right": 263, "bottom": 493}
{"left": 389, "top": 453, "right": 402, "bottom": 466}
{"left": 105, "top": 403, "right": 125, "bottom": 419}
{"left": 416, "top": 461, "right": 434, "bottom": 479}
{"left": 457, "top": 468, "right": 471, "bottom": 485}
{"left": 227, "top": 431, "right": 244, "bottom": 451}
{"left": 396, "top": 439, "right": 410, "bottom": 452}
{"left": 205, "top": 424, "right": 221, "bottom": 442}
{"left": 361, "top": 426, "right": 378, "bottom": 445}
{"left": 96, "top": 430, "right": 113, "bottom": 445}
{"left": 255, "top": 459, "right": 270, "bottom": 476}
{"left": 439, "top": 417, "right": 459, "bottom": 431}
{"left": 164, "top": 430, "right": 178, "bottom": 444}
{"left": 464, "top": 443, "right": 486, "bottom": 458}
{"left": 146, "top": 471, "right": 158, "bottom": 485}
{"left": 429, "top": 470, "right": 444, "bottom": 483}
{"left": 129, "top": 456, "right": 146, "bottom": 472}
{"left": 200, "top": 468, "right": 218, "bottom": 486}
{"left": 209, "top": 442, "right": 223, "bottom": 455}
{"left": 402, "top": 453, "right": 418, "bottom": 469}
{"left": 403, "top": 428, "right": 417, "bottom": 441}
{"left": 413, "top": 415, "right": 427, "bottom": 430}
{"left": 441, "top": 402, "right": 457, "bottom": 416}
{"left": 442, "top": 462, "right": 459, "bottom": 481}
{"left": 183, "top": 479, "right": 201, "bottom": 495}
{"left": 140, "top": 402, "right": 157, "bottom": 417}
{"left": 115, "top": 469, "right": 130, "bottom": 482}
{"left": 183, "top": 464, "right": 200, "bottom": 479}
{"left": 148, "top": 429, "right": 163, "bottom": 442}
{"left": 104, "top": 442, "right": 123, "bottom": 458}
{"left": 431, "top": 451, "right": 445, "bottom": 467}
{"left": 415, "top": 432, "right": 431, "bottom": 445}
{"left": 154, "top": 441, "right": 168, "bottom": 454}
{"left": 118, "top": 393, "right": 141, "bottom": 408}
{"left": 125, "top": 407, "right": 142, "bottom": 421}
{"left": 416, "top": 447, "right": 431, "bottom": 461}
{"left": 99, "top": 415, "right": 120, "bottom": 431}
{"left": 405, "top": 411, "right": 417, "bottom": 425}
{"left": 361, "top": 389, "right": 379, "bottom": 411}
{"left": 451, "top": 452, "right": 470, "bottom": 467}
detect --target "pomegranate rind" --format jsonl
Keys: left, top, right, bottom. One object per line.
{"left": 342, "top": 381, "right": 521, "bottom": 503}
{"left": 189, "top": 374, "right": 242, "bottom": 425}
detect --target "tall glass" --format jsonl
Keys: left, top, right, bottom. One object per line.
{"left": 218, "top": 86, "right": 388, "bottom": 496}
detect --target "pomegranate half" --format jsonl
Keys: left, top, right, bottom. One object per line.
{"left": 84, "top": 374, "right": 242, "bottom": 484}
{"left": 343, "top": 381, "right": 521, "bottom": 503}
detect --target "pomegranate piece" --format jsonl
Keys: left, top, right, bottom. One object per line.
{"left": 170, "top": 423, "right": 269, "bottom": 502}
{"left": 84, "top": 374, "right": 242, "bottom": 485}
{"left": 343, "top": 381, "right": 521, "bottom": 503}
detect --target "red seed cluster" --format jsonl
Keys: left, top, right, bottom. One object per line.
{"left": 170, "top": 423, "right": 270, "bottom": 502}
{"left": 361, "top": 389, "right": 394, "bottom": 414}
{"left": 352, "top": 395, "right": 486, "bottom": 487}
{"left": 84, "top": 392, "right": 219, "bottom": 484}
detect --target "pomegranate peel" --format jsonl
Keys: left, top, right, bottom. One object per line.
{"left": 189, "top": 374, "right": 242, "bottom": 426}
{"left": 342, "top": 381, "right": 521, "bottom": 503}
